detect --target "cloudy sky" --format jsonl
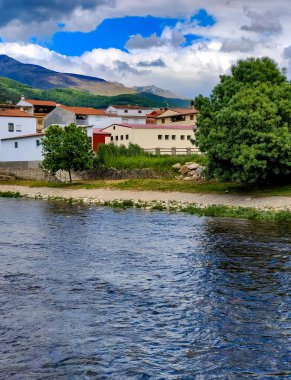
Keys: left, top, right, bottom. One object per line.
{"left": 0, "top": 0, "right": 290, "bottom": 97}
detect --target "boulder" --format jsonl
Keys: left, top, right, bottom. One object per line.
{"left": 187, "top": 162, "right": 200, "bottom": 170}
{"left": 172, "top": 163, "right": 182, "bottom": 170}
{"left": 179, "top": 165, "right": 189, "bottom": 174}
{"left": 195, "top": 167, "right": 204, "bottom": 176}
{"left": 188, "top": 170, "right": 197, "bottom": 176}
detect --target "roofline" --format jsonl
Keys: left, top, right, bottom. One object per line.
{"left": 1, "top": 133, "right": 45, "bottom": 141}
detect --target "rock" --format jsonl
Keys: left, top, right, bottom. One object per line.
{"left": 172, "top": 163, "right": 182, "bottom": 169}
{"left": 195, "top": 167, "right": 204, "bottom": 176}
{"left": 187, "top": 162, "right": 199, "bottom": 170}
{"left": 183, "top": 176, "right": 193, "bottom": 181}
{"left": 179, "top": 165, "right": 188, "bottom": 174}
{"left": 187, "top": 170, "right": 197, "bottom": 176}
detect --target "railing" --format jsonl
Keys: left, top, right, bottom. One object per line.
{"left": 143, "top": 147, "right": 201, "bottom": 155}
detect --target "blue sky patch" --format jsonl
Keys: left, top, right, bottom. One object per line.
{"left": 48, "top": 9, "right": 215, "bottom": 56}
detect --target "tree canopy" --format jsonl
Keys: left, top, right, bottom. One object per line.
{"left": 42, "top": 123, "right": 94, "bottom": 182}
{"left": 194, "top": 57, "right": 291, "bottom": 185}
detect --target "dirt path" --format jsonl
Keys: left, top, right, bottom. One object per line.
{"left": 0, "top": 185, "right": 290, "bottom": 211}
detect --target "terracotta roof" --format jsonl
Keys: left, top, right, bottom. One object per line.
{"left": 156, "top": 108, "right": 198, "bottom": 117}
{"left": 22, "top": 99, "right": 57, "bottom": 106}
{"left": 102, "top": 123, "right": 195, "bottom": 130}
{"left": 0, "top": 109, "right": 35, "bottom": 118}
{"left": 60, "top": 105, "right": 107, "bottom": 115}
{"left": 2, "top": 133, "right": 45, "bottom": 141}
{"left": 110, "top": 105, "right": 153, "bottom": 110}
{"left": 93, "top": 128, "right": 111, "bottom": 135}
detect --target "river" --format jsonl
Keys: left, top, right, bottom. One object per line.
{"left": 0, "top": 198, "right": 290, "bottom": 379}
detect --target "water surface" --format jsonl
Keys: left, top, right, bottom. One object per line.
{"left": 0, "top": 198, "right": 290, "bottom": 379}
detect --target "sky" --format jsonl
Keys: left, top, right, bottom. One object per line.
{"left": 0, "top": 0, "right": 290, "bottom": 98}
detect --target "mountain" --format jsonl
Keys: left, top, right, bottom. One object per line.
{"left": 0, "top": 54, "right": 136, "bottom": 96}
{"left": 0, "top": 76, "right": 190, "bottom": 108}
{"left": 133, "top": 85, "right": 185, "bottom": 99}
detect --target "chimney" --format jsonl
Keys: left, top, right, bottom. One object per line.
{"left": 21, "top": 95, "right": 25, "bottom": 101}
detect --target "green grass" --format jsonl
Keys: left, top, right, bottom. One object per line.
{"left": 0, "top": 191, "right": 22, "bottom": 198}
{"left": 103, "top": 154, "right": 207, "bottom": 171}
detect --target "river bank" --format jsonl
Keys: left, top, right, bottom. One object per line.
{"left": 0, "top": 184, "right": 290, "bottom": 221}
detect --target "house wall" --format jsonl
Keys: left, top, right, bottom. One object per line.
{"left": 0, "top": 136, "right": 44, "bottom": 162}
{"left": 104, "top": 125, "right": 195, "bottom": 149}
{"left": 156, "top": 113, "right": 197, "bottom": 126}
{"left": 0, "top": 116, "right": 37, "bottom": 141}
{"left": 44, "top": 107, "right": 75, "bottom": 129}
{"left": 106, "top": 106, "right": 154, "bottom": 117}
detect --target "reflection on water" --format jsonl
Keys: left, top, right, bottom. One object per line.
{"left": 0, "top": 198, "right": 290, "bottom": 379}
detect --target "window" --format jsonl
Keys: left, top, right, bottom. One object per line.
{"left": 126, "top": 135, "right": 129, "bottom": 140}
{"left": 165, "top": 135, "right": 169, "bottom": 140}
{"left": 162, "top": 118, "right": 165, "bottom": 124}
{"left": 124, "top": 110, "right": 128, "bottom": 113}
{"left": 8, "top": 123, "right": 14, "bottom": 132}
{"left": 36, "top": 139, "right": 41, "bottom": 147}
{"left": 190, "top": 114, "right": 194, "bottom": 120}
{"left": 172, "top": 135, "right": 176, "bottom": 140}
{"left": 113, "top": 125, "right": 116, "bottom": 130}
{"left": 121, "top": 135, "right": 124, "bottom": 140}
{"left": 138, "top": 110, "right": 142, "bottom": 114}
{"left": 187, "top": 135, "right": 191, "bottom": 140}
{"left": 16, "top": 125, "right": 22, "bottom": 132}
{"left": 115, "top": 136, "right": 118, "bottom": 141}
{"left": 14, "top": 142, "right": 18, "bottom": 148}
{"left": 180, "top": 135, "right": 185, "bottom": 140}
{"left": 110, "top": 136, "right": 113, "bottom": 141}
{"left": 158, "top": 135, "right": 162, "bottom": 140}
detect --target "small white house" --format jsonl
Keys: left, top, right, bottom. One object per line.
{"left": 0, "top": 133, "right": 44, "bottom": 162}
{"left": 106, "top": 105, "right": 154, "bottom": 124}
{"left": 101, "top": 123, "right": 198, "bottom": 153}
{"left": 44, "top": 105, "right": 123, "bottom": 130}
{"left": 0, "top": 109, "right": 37, "bottom": 142}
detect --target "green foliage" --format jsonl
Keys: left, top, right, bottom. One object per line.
{"left": 42, "top": 124, "right": 94, "bottom": 181}
{"left": 0, "top": 76, "right": 189, "bottom": 108}
{"left": 194, "top": 57, "right": 291, "bottom": 185}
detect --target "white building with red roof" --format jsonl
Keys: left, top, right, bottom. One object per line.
{"left": 147, "top": 108, "right": 198, "bottom": 126}
{"left": 106, "top": 105, "right": 154, "bottom": 124}
{"left": 0, "top": 109, "right": 37, "bottom": 141}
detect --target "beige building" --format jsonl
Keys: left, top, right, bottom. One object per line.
{"left": 147, "top": 108, "right": 198, "bottom": 126}
{"left": 101, "top": 123, "right": 198, "bottom": 154}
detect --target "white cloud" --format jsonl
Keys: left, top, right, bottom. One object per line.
{"left": 0, "top": 0, "right": 290, "bottom": 98}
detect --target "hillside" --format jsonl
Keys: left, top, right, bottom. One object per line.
{"left": 0, "top": 76, "right": 190, "bottom": 108}
{"left": 0, "top": 54, "right": 136, "bottom": 96}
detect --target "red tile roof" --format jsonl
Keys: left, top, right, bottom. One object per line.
{"left": 102, "top": 123, "right": 194, "bottom": 130}
{"left": 93, "top": 128, "right": 111, "bottom": 135}
{"left": 2, "top": 133, "right": 45, "bottom": 141}
{"left": 156, "top": 108, "right": 198, "bottom": 117}
{"left": 110, "top": 105, "right": 153, "bottom": 110}
{"left": 60, "top": 105, "right": 107, "bottom": 115}
{"left": 22, "top": 99, "right": 57, "bottom": 106}
{"left": 0, "top": 109, "right": 35, "bottom": 118}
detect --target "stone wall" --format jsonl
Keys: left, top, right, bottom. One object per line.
{"left": 0, "top": 167, "right": 58, "bottom": 182}
{"left": 79, "top": 167, "right": 171, "bottom": 180}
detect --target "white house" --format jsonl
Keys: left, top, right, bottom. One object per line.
{"left": 101, "top": 123, "right": 198, "bottom": 153}
{"left": 0, "top": 109, "right": 37, "bottom": 142}
{"left": 44, "top": 105, "right": 122, "bottom": 130}
{"left": 106, "top": 105, "right": 154, "bottom": 124}
{"left": 0, "top": 133, "right": 44, "bottom": 162}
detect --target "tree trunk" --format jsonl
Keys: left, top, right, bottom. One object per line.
{"left": 68, "top": 169, "right": 72, "bottom": 183}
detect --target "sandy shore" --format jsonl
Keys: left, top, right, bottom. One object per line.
{"left": 0, "top": 184, "right": 290, "bottom": 211}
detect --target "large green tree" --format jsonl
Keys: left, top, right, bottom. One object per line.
{"left": 194, "top": 57, "right": 291, "bottom": 185}
{"left": 42, "top": 123, "right": 94, "bottom": 182}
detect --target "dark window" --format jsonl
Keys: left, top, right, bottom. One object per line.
{"left": 14, "top": 142, "right": 18, "bottom": 148}
{"left": 121, "top": 135, "right": 124, "bottom": 140}
{"left": 124, "top": 110, "right": 128, "bottom": 113}
{"left": 126, "top": 135, "right": 129, "bottom": 140}
{"left": 111, "top": 136, "right": 113, "bottom": 141}
{"left": 8, "top": 123, "right": 14, "bottom": 132}
{"left": 172, "top": 135, "right": 176, "bottom": 140}
{"left": 187, "top": 135, "right": 191, "bottom": 140}
{"left": 115, "top": 136, "right": 118, "bottom": 141}
{"left": 113, "top": 125, "right": 116, "bottom": 130}
{"left": 158, "top": 135, "right": 162, "bottom": 140}
{"left": 190, "top": 114, "right": 194, "bottom": 120}
{"left": 171, "top": 115, "right": 185, "bottom": 122}
{"left": 36, "top": 140, "right": 41, "bottom": 147}
{"left": 162, "top": 118, "right": 165, "bottom": 124}
{"left": 165, "top": 135, "right": 169, "bottom": 140}
{"left": 181, "top": 135, "right": 185, "bottom": 140}
{"left": 138, "top": 110, "right": 142, "bottom": 114}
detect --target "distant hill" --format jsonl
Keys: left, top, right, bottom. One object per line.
{"left": 0, "top": 76, "right": 190, "bottom": 108}
{"left": 0, "top": 54, "right": 136, "bottom": 96}
{"left": 133, "top": 85, "right": 185, "bottom": 99}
